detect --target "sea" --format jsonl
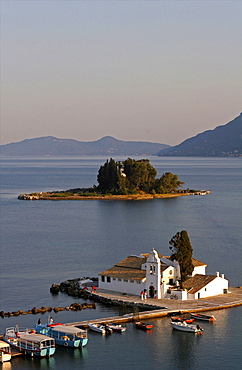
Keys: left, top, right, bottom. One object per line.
{"left": 0, "top": 156, "right": 241, "bottom": 370}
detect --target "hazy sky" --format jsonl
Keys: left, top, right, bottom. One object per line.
{"left": 1, "top": 0, "right": 241, "bottom": 146}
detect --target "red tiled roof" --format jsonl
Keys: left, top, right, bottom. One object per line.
{"left": 183, "top": 274, "right": 216, "bottom": 294}
{"left": 163, "top": 256, "right": 206, "bottom": 267}
{"left": 99, "top": 255, "right": 147, "bottom": 280}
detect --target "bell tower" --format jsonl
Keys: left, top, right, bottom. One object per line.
{"left": 145, "top": 249, "right": 161, "bottom": 298}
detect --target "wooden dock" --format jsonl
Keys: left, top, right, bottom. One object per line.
{"left": 64, "top": 286, "right": 242, "bottom": 327}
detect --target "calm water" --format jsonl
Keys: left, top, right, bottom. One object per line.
{"left": 0, "top": 156, "right": 241, "bottom": 370}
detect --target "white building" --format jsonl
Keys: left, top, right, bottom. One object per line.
{"left": 98, "top": 249, "right": 228, "bottom": 300}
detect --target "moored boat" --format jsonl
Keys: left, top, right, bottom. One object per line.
{"left": 135, "top": 321, "right": 153, "bottom": 330}
{"left": 4, "top": 326, "right": 56, "bottom": 357}
{"left": 170, "top": 317, "right": 195, "bottom": 323}
{"left": 190, "top": 313, "right": 216, "bottom": 322}
{"left": 171, "top": 321, "right": 203, "bottom": 333}
{"left": 107, "top": 323, "right": 126, "bottom": 333}
{"left": 0, "top": 340, "right": 11, "bottom": 363}
{"left": 88, "top": 323, "right": 112, "bottom": 335}
{"left": 35, "top": 323, "right": 88, "bottom": 348}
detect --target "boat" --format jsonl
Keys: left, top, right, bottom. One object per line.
{"left": 170, "top": 317, "right": 195, "bottom": 323}
{"left": 107, "top": 323, "right": 126, "bottom": 333}
{"left": 171, "top": 321, "right": 203, "bottom": 333}
{"left": 0, "top": 340, "right": 11, "bottom": 363}
{"left": 34, "top": 323, "right": 88, "bottom": 348}
{"left": 88, "top": 323, "right": 112, "bottom": 335}
{"left": 135, "top": 321, "right": 153, "bottom": 330}
{"left": 190, "top": 313, "right": 216, "bottom": 322}
{"left": 4, "top": 326, "right": 56, "bottom": 357}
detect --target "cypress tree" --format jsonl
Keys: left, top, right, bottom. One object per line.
{"left": 169, "top": 230, "right": 194, "bottom": 286}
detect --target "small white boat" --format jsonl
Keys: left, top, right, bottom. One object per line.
{"left": 107, "top": 323, "right": 126, "bottom": 333}
{"left": 88, "top": 323, "right": 112, "bottom": 335}
{"left": 171, "top": 321, "right": 203, "bottom": 333}
{"left": 0, "top": 340, "right": 11, "bottom": 363}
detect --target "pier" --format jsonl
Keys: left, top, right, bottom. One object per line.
{"left": 1, "top": 287, "right": 241, "bottom": 334}
{"left": 64, "top": 286, "right": 242, "bottom": 327}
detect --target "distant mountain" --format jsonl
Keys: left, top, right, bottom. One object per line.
{"left": 157, "top": 113, "right": 242, "bottom": 157}
{"left": 0, "top": 136, "right": 169, "bottom": 156}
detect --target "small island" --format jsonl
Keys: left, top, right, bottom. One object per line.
{"left": 18, "top": 158, "right": 209, "bottom": 200}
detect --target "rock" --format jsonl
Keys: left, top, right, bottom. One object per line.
{"left": 50, "top": 284, "right": 60, "bottom": 294}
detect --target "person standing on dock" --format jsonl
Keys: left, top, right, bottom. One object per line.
{"left": 140, "top": 291, "right": 144, "bottom": 300}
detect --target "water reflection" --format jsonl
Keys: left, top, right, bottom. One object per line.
{"left": 1, "top": 362, "right": 12, "bottom": 370}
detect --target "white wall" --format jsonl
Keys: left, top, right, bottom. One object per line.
{"left": 165, "top": 289, "right": 187, "bottom": 300}
{"left": 98, "top": 276, "right": 145, "bottom": 296}
{"left": 192, "top": 265, "right": 206, "bottom": 276}
{"left": 187, "top": 276, "right": 228, "bottom": 300}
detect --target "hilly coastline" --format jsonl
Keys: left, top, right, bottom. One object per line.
{"left": 1, "top": 113, "right": 241, "bottom": 157}
{"left": 157, "top": 113, "right": 242, "bottom": 157}
{"left": 0, "top": 136, "right": 169, "bottom": 157}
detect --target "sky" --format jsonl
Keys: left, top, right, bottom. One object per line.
{"left": 1, "top": 0, "right": 241, "bottom": 146}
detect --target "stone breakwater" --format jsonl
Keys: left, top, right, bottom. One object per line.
{"left": 51, "top": 278, "right": 163, "bottom": 311}
{"left": 0, "top": 302, "right": 96, "bottom": 319}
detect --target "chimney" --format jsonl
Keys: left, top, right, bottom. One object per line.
{"left": 221, "top": 274, "right": 224, "bottom": 279}
{"left": 216, "top": 271, "right": 219, "bottom": 277}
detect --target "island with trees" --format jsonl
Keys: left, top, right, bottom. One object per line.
{"left": 18, "top": 158, "right": 209, "bottom": 200}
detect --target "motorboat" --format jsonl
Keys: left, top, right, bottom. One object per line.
{"left": 171, "top": 321, "right": 203, "bottom": 333}
{"left": 190, "top": 313, "right": 216, "bottom": 322}
{"left": 135, "top": 321, "right": 153, "bottom": 330}
{"left": 0, "top": 340, "right": 11, "bottom": 363}
{"left": 88, "top": 323, "right": 112, "bottom": 335}
{"left": 35, "top": 323, "right": 88, "bottom": 347}
{"left": 107, "top": 323, "right": 126, "bottom": 333}
{"left": 4, "top": 326, "right": 56, "bottom": 357}
{"left": 170, "top": 317, "right": 195, "bottom": 323}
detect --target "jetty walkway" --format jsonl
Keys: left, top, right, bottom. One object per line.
{"left": 65, "top": 286, "right": 242, "bottom": 327}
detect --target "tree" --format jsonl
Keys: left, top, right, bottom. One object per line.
{"left": 169, "top": 230, "right": 194, "bottom": 286}
{"left": 122, "top": 158, "right": 157, "bottom": 192}
{"left": 97, "top": 158, "right": 119, "bottom": 193}
{"left": 154, "top": 172, "right": 184, "bottom": 193}
{"left": 96, "top": 158, "right": 184, "bottom": 195}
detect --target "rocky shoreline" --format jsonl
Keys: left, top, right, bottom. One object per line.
{"left": 50, "top": 278, "right": 163, "bottom": 311}
{"left": 18, "top": 191, "right": 209, "bottom": 201}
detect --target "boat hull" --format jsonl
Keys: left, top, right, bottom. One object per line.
{"left": 107, "top": 324, "right": 126, "bottom": 333}
{"left": 171, "top": 322, "right": 203, "bottom": 333}
{"left": 87, "top": 324, "right": 106, "bottom": 334}
{"left": 4, "top": 327, "right": 56, "bottom": 357}
{"left": 4, "top": 340, "right": 55, "bottom": 357}
{"left": 135, "top": 322, "right": 153, "bottom": 330}
{"left": 171, "top": 317, "right": 195, "bottom": 323}
{"left": 190, "top": 313, "right": 215, "bottom": 322}
{"left": 35, "top": 324, "right": 88, "bottom": 348}
{"left": 55, "top": 338, "right": 88, "bottom": 347}
{"left": 0, "top": 340, "right": 11, "bottom": 363}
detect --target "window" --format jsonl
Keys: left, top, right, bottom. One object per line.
{"left": 136, "top": 281, "right": 141, "bottom": 284}
{"left": 107, "top": 276, "right": 111, "bottom": 283}
{"left": 118, "top": 279, "right": 122, "bottom": 282}
{"left": 124, "top": 279, "right": 128, "bottom": 282}
{"left": 150, "top": 265, "right": 153, "bottom": 274}
{"left": 101, "top": 276, "right": 105, "bottom": 282}
{"left": 130, "top": 280, "right": 134, "bottom": 283}
{"left": 113, "top": 278, "right": 116, "bottom": 281}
